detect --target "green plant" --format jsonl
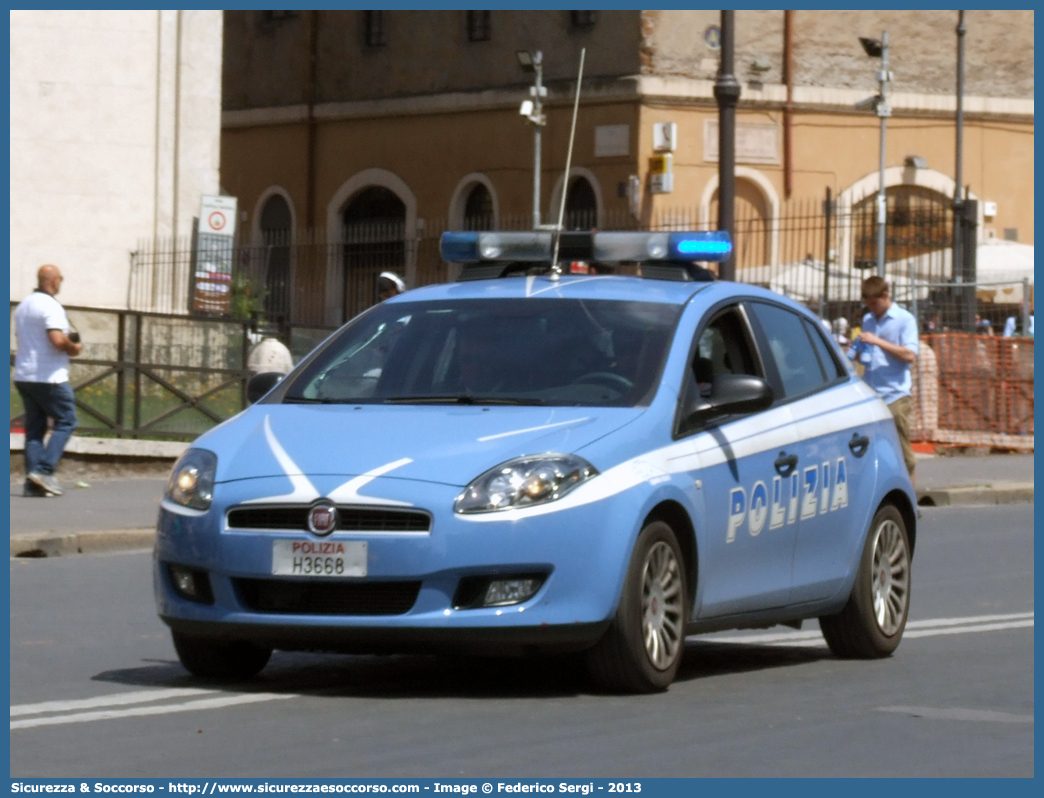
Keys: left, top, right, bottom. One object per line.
{"left": 229, "top": 272, "right": 266, "bottom": 322}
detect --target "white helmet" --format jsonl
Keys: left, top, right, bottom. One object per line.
{"left": 378, "top": 272, "right": 406, "bottom": 295}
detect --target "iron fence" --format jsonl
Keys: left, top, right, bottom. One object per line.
{"left": 127, "top": 191, "right": 973, "bottom": 329}
{"left": 49, "top": 191, "right": 1030, "bottom": 446}
{"left": 11, "top": 304, "right": 251, "bottom": 441}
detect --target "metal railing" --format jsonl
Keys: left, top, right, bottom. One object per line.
{"left": 27, "top": 191, "right": 1029, "bottom": 447}
{"left": 10, "top": 304, "right": 336, "bottom": 441}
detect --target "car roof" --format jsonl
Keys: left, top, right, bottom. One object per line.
{"left": 388, "top": 274, "right": 708, "bottom": 306}
{"left": 389, "top": 275, "right": 814, "bottom": 318}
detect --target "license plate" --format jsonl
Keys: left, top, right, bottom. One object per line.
{"left": 272, "top": 540, "right": 367, "bottom": 577}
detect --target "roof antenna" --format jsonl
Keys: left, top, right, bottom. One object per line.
{"left": 550, "top": 47, "right": 586, "bottom": 282}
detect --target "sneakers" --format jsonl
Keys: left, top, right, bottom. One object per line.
{"left": 22, "top": 480, "right": 51, "bottom": 498}
{"left": 27, "top": 471, "right": 62, "bottom": 496}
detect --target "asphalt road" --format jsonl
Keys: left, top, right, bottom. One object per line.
{"left": 10, "top": 504, "right": 1033, "bottom": 778}
{"left": 9, "top": 478, "right": 166, "bottom": 532}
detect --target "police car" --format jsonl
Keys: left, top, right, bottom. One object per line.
{"left": 155, "top": 230, "right": 915, "bottom": 693}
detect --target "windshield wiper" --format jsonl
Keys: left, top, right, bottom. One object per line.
{"left": 382, "top": 395, "right": 544, "bottom": 406}
{"left": 282, "top": 396, "right": 349, "bottom": 404}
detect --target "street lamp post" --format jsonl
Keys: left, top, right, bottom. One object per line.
{"left": 859, "top": 33, "right": 892, "bottom": 277}
{"left": 714, "top": 11, "right": 741, "bottom": 282}
{"left": 517, "top": 50, "right": 547, "bottom": 230}
{"left": 954, "top": 11, "right": 976, "bottom": 332}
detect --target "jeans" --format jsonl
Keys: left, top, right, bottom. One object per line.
{"left": 15, "top": 381, "right": 78, "bottom": 476}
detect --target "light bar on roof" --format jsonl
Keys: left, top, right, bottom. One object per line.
{"left": 440, "top": 231, "right": 732, "bottom": 264}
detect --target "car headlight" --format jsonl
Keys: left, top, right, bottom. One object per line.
{"left": 454, "top": 454, "right": 598, "bottom": 514}
{"left": 166, "top": 448, "right": 218, "bottom": 510}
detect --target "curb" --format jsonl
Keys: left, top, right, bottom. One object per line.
{"left": 11, "top": 529, "right": 155, "bottom": 558}
{"left": 10, "top": 432, "right": 188, "bottom": 459}
{"left": 916, "top": 483, "right": 1034, "bottom": 507}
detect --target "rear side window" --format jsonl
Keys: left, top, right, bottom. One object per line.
{"left": 748, "top": 302, "right": 828, "bottom": 398}
{"left": 804, "top": 318, "right": 846, "bottom": 380}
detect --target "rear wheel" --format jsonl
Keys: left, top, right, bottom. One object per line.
{"left": 586, "top": 521, "right": 688, "bottom": 693}
{"left": 171, "top": 631, "right": 272, "bottom": 679}
{"left": 820, "top": 504, "right": 911, "bottom": 658}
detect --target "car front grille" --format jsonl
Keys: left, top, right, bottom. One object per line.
{"left": 234, "top": 578, "right": 421, "bottom": 616}
{"left": 226, "top": 506, "right": 431, "bottom": 533}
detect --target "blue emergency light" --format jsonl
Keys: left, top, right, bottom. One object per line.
{"left": 440, "top": 230, "right": 732, "bottom": 264}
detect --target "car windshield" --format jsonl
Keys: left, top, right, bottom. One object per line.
{"left": 283, "top": 298, "right": 682, "bottom": 407}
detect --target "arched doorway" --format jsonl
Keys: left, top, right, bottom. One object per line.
{"left": 563, "top": 176, "right": 598, "bottom": 230}
{"left": 258, "top": 194, "right": 292, "bottom": 317}
{"left": 342, "top": 186, "right": 406, "bottom": 318}
{"left": 851, "top": 185, "right": 953, "bottom": 282}
{"left": 709, "top": 177, "right": 771, "bottom": 269}
{"left": 462, "top": 183, "right": 494, "bottom": 231}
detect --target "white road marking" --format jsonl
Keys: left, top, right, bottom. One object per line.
{"left": 903, "top": 620, "right": 1034, "bottom": 638}
{"left": 695, "top": 611, "right": 1033, "bottom": 647}
{"left": 11, "top": 692, "right": 294, "bottom": 730}
{"left": 9, "top": 612, "right": 1032, "bottom": 730}
{"left": 876, "top": 706, "right": 1034, "bottom": 724}
{"left": 906, "top": 611, "right": 1034, "bottom": 628}
{"left": 11, "top": 687, "right": 217, "bottom": 717}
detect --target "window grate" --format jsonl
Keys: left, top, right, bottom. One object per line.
{"left": 571, "top": 11, "right": 598, "bottom": 28}
{"left": 261, "top": 11, "right": 297, "bottom": 24}
{"left": 466, "top": 10, "right": 491, "bottom": 42}
{"left": 364, "top": 10, "right": 386, "bottom": 47}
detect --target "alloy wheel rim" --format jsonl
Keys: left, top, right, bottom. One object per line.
{"left": 641, "top": 541, "right": 684, "bottom": 670}
{"left": 870, "top": 519, "right": 909, "bottom": 636}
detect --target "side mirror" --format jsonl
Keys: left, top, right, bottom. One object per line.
{"left": 246, "top": 371, "right": 285, "bottom": 404}
{"left": 686, "top": 374, "right": 774, "bottom": 424}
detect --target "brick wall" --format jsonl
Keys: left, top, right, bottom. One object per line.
{"left": 642, "top": 10, "right": 1034, "bottom": 99}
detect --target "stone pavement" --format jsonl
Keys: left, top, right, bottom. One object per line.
{"left": 7, "top": 453, "right": 1034, "bottom": 557}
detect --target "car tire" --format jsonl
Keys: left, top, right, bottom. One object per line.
{"left": 585, "top": 520, "right": 688, "bottom": 693}
{"left": 819, "top": 504, "right": 911, "bottom": 659}
{"left": 172, "top": 631, "right": 272, "bottom": 679}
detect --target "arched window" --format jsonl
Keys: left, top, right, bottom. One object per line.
{"left": 342, "top": 186, "right": 406, "bottom": 318}
{"left": 852, "top": 186, "right": 953, "bottom": 279}
{"left": 709, "top": 177, "right": 771, "bottom": 269}
{"left": 564, "top": 177, "right": 598, "bottom": 230}
{"left": 463, "top": 184, "right": 494, "bottom": 231}
{"left": 259, "top": 194, "right": 292, "bottom": 316}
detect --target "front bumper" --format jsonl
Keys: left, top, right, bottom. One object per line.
{"left": 154, "top": 475, "right": 641, "bottom": 653}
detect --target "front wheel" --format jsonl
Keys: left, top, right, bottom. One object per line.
{"left": 585, "top": 520, "right": 688, "bottom": 693}
{"left": 172, "top": 631, "right": 272, "bottom": 679}
{"left": 820, "top": 504, "right": 911, "bottom": 658}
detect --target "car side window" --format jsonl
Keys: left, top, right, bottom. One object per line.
{"left": 748, "top": 302, "right": 828, "bottom": 398}
{"left": 693, "top": 307, "right": 760, "bottom": 396}
{"left": 804, "top": 318, "right": 846, "bottom": 380}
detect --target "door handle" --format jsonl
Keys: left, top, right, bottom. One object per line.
{"left": 849, "top": 433, "right": 870, "bottom": 457}
{"left": 774, "top": 452, "right": 798, "bottom": 477}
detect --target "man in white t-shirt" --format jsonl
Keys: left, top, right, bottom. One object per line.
{"left": 13, "top": 265, "right": 83, "bottom": 496}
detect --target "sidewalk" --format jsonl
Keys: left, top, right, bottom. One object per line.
{"left": 8, "top": 454, "right": 1034, "bottom": 557}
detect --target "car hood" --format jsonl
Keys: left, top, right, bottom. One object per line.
{"left": 197, "top": 404, "right": 645, "bottom": 489}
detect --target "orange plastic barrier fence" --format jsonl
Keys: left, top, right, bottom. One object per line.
{"left": 911, "top": 333, "right": 1033, "bottom": 449}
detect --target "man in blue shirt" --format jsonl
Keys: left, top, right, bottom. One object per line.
{"left": 849, "top": 276, "right": 919, "bottom": 480}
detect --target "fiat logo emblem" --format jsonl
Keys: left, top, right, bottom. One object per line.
{"left": 308, "top": 501, "right": 338, "bottom": 537}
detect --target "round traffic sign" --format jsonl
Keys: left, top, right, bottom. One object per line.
{"left": 208, "top": 211, "right": 227, "bottom": 232}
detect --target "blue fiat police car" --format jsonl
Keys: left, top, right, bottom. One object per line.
{"left": 155, "top": 230, "right": 916, "bottom": 693}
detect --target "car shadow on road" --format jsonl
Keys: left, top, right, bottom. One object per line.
{"left": 91, "top": 639, "right": 834, "bottom": 699}
{"left": 676, "top": 640, "right": 831, "bottom": 683}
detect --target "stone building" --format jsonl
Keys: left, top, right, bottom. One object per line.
{"left": 219, "top": 10, "right": 1034, "bottom": 326}
{"left": 10, "top": 10, "right": 224, "bottom": 309}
